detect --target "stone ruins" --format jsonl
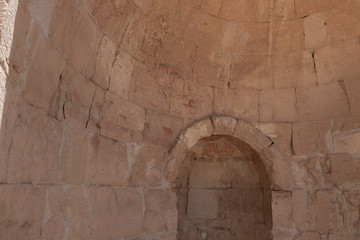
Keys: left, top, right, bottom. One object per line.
{"left": 0, "top": 0, "right": 359, "bottom": 239}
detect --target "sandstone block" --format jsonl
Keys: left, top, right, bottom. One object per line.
{"left": 170, "top": 79, "right": 213, "bottom": 119}
{"left": 93, "top": 36, "right": 116, "bottom": 89}
{"left": 144, "top": 111, "right": 182, "bottom": 149}
{"left": 187, "top": 189, "right": 219, "bottom": 219}
{"left": 293, "top": 121, "right": 332, "bottom": 156}
{"left": 180, "top": 119, "right": 213, "bottom": 149}
{"left": 327, "top": 153, "right": 360, "bottom": 189}
{"left": 221, "top": 189, "right": 243, "bottom": 219}
{"left": 86, "top": 134, "right": 129, "bottom": 186}
{"left": 0, "top": 185, "right": 46, "bottom": 239}
{"left": 273, "top": 51, "right": 317, "bottom": 89}
{"left": 333, "top": 132, "right": 360, "bottom": 155}
{"left": 304, "top": 13, "right": 329, "bottom": 50}
{"left": 344, "top": 78, "right": 360, "bottom": 117}
{"left": 294, "top": 0, "right": 340, "bottom": 18}
{"left": 201, "top": 0, "right": 222, "bottom": 16}
{"left": 201, "top": 137, "right": 245, "bottom": 159}
{"left": 332, "top": 117, "right": 360, "bottom": 133}
{"left": 211, "top": 116, "right": 237, "bottom": 135}
{"left": 296, "top": 232, "right": 321, "bottom": 240}
{"left": 315, "top": 38, "right": 360, "bottom": 84}
{"left": 308, "top": 190, "right": 332, "bottom": 232}
{"left": 22, "top": 35, "right": 65, "bottom": 112}
{"left": 220, "top": 0, "right": 270, "bottom": 22}
{"left": 189, "top": 161, "right": 230, "bottom": 188}
{"left": 272, "top": 191, "right": 292, "bottom": 228}
{"left": 292, "top": 190, "right": 307, "bottom": 231}
{"left": 164, "top": 139, "right": 189, "bottom": 184}
{"left": 259, "top": 88, "right": 297, "bottom": 122}
{"left": 296, "top": 82, "right": 350, "bottom": 121}
{"left": 270, "top": 0, "right": 295, "bottom": 21}
{"left": 214, "top": 86, "right": 259, "bottom": 122}
{"left": 228, "top": 161, "right": 262, "bottom": 189}
{"left": 91, "top": 187, "right": 143, "bottom": 239}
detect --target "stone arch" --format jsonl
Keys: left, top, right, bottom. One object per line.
{"left": 164, "top": 116, "right": 292, "bottom": 191}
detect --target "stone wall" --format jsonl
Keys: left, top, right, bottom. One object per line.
{"left": 0, "top": 0, "right": 359, "bottom": 240}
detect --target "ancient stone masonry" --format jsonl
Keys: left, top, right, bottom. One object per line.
{"left": 0, "top": 0, "right": 360, "bottom": 239}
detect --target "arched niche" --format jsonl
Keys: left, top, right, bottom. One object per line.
{"left": 163, "top": 116, "right": 293, "bottom": 240}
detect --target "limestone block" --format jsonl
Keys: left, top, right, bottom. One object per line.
{"left": 93, "top": 36, "right": 116, "bottom": 89}
{"left": 214, "top": 86, "right": 259, "bottom": 122}
{"left": 273, "top": 51, "right": 317, "bottom": 89}
{"left": 259, "top": 88, "right": 297, "bottom": 122}
{"left": 334, "top": 132, "right": 360, "bottom": 155}
{"left": 293, "top": 121, "right": 332, "bottom": 156}
{"left": 304, "top": 13, "right": 329, "bottom": 50}
{"left": 230, "top": 55, "right": 273, "bottom": 89}
{"left": 187, "top": 189, "right": 219, "bottom": 219}
{"left": 344, "top": 78, "right": 360, "bottom": 117}
{"left": 332, "top": 117, "right": 360, "bottom": 133}
{"left": 144, "top": 189, "right": 177, "bottom": 234}
{"left": 129, "top": 145, "right": 166, "bottom": 187}
{"left": 7, "top": 107, "right": 62, "bottom": 184}
{"left": 86, "top": 134, "right": 129, "bottom": 186}
{"left": 327, "top": 153, "right": 360, "bottom": 190}
{"left": 315, "top": 38, "right": 360, "bottom": 84}
{"left": 269, "top": 19, "right": 304, "bottom": 54}
{"left": 60, "top": 124, "right": 89, "bottom": 184}
{"left": 201, "top": 137, "right": 244, "bottom": 158}
{"left": 189, "top": 161, "right": 230, "bottom": 188}
{"left": 270, "top": 0, "right": 295, "bottom": 21}
{"left": 294, "top": 0, "right": 340, "bottom": 18}
{"left": 343, "top": 191, "right": 360, "bottom": 235}
{"left": 41, "top": 186, "right": 95, "bottom": 240}
{"left": 201, "top": 0, "right": 222, "bottom": 16}
{"left": 292, "top": 190, "right": 307, "bottom": 231}
{"left": 180, "top": 119, "right": 213, "bottom": 149}
{"left": 308, "top": 191, "right": 332, "bottom": 233}
{"left": 220, "top": 0, "right": 270, "bottom": 22}
{"left": 212, "top": 116, "right": 236, "bottom": 135}
{"left": 144, "top": 111, "right": 182, "bottom": 149}
{"left": 28, "top": 0, "right": 57, "bottom": 35}
{"left": 91, "top": 187, "right": 144, "bottom": 239}
{"left": 228, "top": 161, "right": 262, "bottom": 189}
{"left": 170, "top": 79, "right": 213, "bottom": 120}
{"left": 0, "top": 185, "right": 46, "bottom": 240}
{"left": 255, "top": 123, "right": 292, "bottom": 156}
{"left": 163, "top": 139, "right": 189, "bottom": 184}
{"left": 272, "top": 191, "right": 292, "bottom": 228}
{"left": 296, "top": 232, "right": 321, "bottom": 240}
{"left": 57, "top": 64, "right": 96, "bottom": 126}
{"left": 129, "top": 63, "right": 173, "bottom": 113}
{"left": 109, "top": 49, "right": 136, "bottom": 99}
{"left": 132, "top": 0, "right": 153, "bottom": 14}
{"left": 22, "top": 35, "right": 65, "bottom": 112}
{"left": 296, "top": 82, "right": 350, "bottom": 121}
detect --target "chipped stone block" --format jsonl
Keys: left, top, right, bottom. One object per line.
{"left": 180, "top": 119, "right": 213, "bottom": 149}
{"left": 294, "top": 0, "right": 340, "bottom": 18}
{"left": 270, "top": 0, "right": 295, "bottom": 21}
{"left": 333, "top": 132, "right": 360, "bottom": 154}
{"left": 304, "top": 13, "right": 329, "bottom": 50}
{"left": 211, "top": 116, "right": 237, "bottom": 135}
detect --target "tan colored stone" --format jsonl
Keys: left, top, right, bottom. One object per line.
{"left": 333, "top": 132, "right": 360, "bottom": 155}
{"left": 0, "top": 185, "right": 46, "bottom": 240}
{"left": 308, "top": 190, "right": 332, "bottom": 232}
{"left": 220, "top": 0, "right": 270, "bottom": 22}
{"left": 296, "top": 232, "right": 321, "bottom": 240}
{"left": 180, "top": 119, "right": 213, "bottom": 149}
{"left": 345, "top": 78, "right": 360, "bottom": 117}
{"left": 273, "top": 51, "right": 317, "bottom": 89}
{"left": 228, "top": 161, "right": 262, "bottom": 189}
{"left": 292, "top": 190, "right": 307, "bottom": 231}
{"left": 259, "top": 88, "right": 297, "bottom": 122}
{"left": 272, "top": 191, "right": 292, "bottom": 228}
{"left": 201, "top": 0, "right": 222, "bottom": 16}
{"left": 41, "top": 186, "right": 95, "bottom": 240}
{"left": 86, "top": 134, "right": 128, "bottom": 186}
{"left": 327, "top": 153, "right": 360, "bottom": 189}
{"left": 294, "top": 0, "right": 340, "bottom": 18}
{"left": 129, "top": 145, "right": 166, "bottom": 187}
{"left": 170, "top": 79, "right": 213, "bottom": 119}
{"left": 7, "top": 107, "right": 62, "bottom": 184}
{"left": 332, "top": 117, "right": 360, "bottom": 133}
{"left": 93, "top": 36, "right": 116, "bottom": 89}
{"left": 189, "top": 161, "right": 230, "bottom": 188}
{"left": 91, "top": 187, "right": 143, "bottom": 239}
{"left": 144, "top": 111, "right": 183, "bottom": 149}
{"left": 60, "top": 124, "right": 89, "bottom": 184}
{"left": 109, "top": 49, "right": 136, "bottom": 99}
{"left": 269, "top": 19, "right": 304, "bottom": 54}
{"left": 304, "top": 13, "right": 329, "bottom": 50}
{"left": 187, "top": 189, "right": 219, "bottom": 219}
{"left": 270, "top": 0, "right": 295, "bottom": 21}
{"left": 230, "top": 55, "right": 273, "bottom": 89}
{"left": 144, "top": 189, "right": 177, "bottom": 234}
{"left": 22, "top": 35, "right": 65, "bottom": 113}
{"left": 163, "top": 139, "right": 189, "bottom": 184}
{"left": 296, "top": 82, "right": 350, "bottom": 121}
{"left": 214, "top": 86, "right": 259, "bottom": 122}
{"left": 211, "top": 116, "right": 237, "bottom": 135}
{"left": 315, "top": 38, "right": 360, "bottom": 84}
{"left": 293, "top": 121, "right": 332, "bottom": 156}
{"left": 201, "top": 137, "right": 245, "bottom": 158}
{"left": 129, "top": 63, "right": 173, "bottom": 113}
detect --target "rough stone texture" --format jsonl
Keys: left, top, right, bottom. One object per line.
{"left": 333, "top": 132, "right": 360, "bottom": 155}
{"left": 304, "top": 13, "right": 329, "bottom": 50}
{"left": 180, "top": 119, "right": 213, "bottom": 149}
{"left": 211, "top": 116, "right": 237, "bottom": 135}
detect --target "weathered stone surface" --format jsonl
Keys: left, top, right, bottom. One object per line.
{"left": 189, "top": 161, "right": 230, "bottom": 188}
{"left": 220, "top": 0, "right": 270, "bottom": 22}
{"left": 270, "top": 0, "right": 295, "bottom": 21}
{"left": 163, "top": 139, "right": 189, "bottom": 184}
{"left": 292, "top": 190, "right": 307, "bottom": 231}
{"left": 272, "top": 191, "right": 292, "bottom": 228}
{"left": 304, "top": 13, "right": 329, "bottom": 50}
{"left": 170, "top": 79, "right": 213, "bottom": 120}
{"left": 93, "top": 36, "right": 116, "bottom": 89}
{"left": 293, "top": 121, "right": 332, "bottom": 156}
{"left": 214, "top": 86, "right": 259, "bottom": 122}
{"left": 296, "top": 232, "right": 321, "bottom": 240}
{"left": 255, "top": 123, "right": 292, "bottom": 155}
{"left": 22, "top": 35, "right": 65, "bottom": 112}
{"left": 86, "top": 134, "right": 129, "bottom": 186}
{"left": 201, "top": 0, "right": 222, "bottom": 16}
{"left": 327, "top": 153, "right": 360, "bottom": 189}
{"left": 259, "top": 88, "right": 297, "bottom": 122}
{"left": 144, "top": 111, "right": 182, "bottom": 149}
{"left": 308, "top": 190, "right": 332, "bottom": 232}
{"left": 315, "top": 38, "right": 360, "bottom": 84}
{"left": 187, "top": 189, "right": 219, "bottom": 219}
{"left": 296, "top": 82, "right": 350, "bottom": 121}
{"left": 91, "top": 187, "right": 143, "bottom": 239}
{"left": 344, "top": 78, "right": 360, "bottom": 117}
{"left": 211, "top": 116, "right": 237, "bottom": 135}
{"left": 7, "top": 107, "right": 62, "bottom": 184}
{"left": 333, "top": 132, "right": 360, "bottom": 155}
{"left": 294, "top": 0, "right": 340, "bottom": 18}
{"left": 0, "top": 185, "right": 46, "bottom": 240}
{"left": 60, "top": 124, "right": 89, "bottom": 184}
{"left": 273, "top": 51, "right": 317, "bottom": 89}
{"left": 180, "top": 119, "right": 213, "bottom": 149}
{"left": 228, "top": 161, "right": 262, "bottom": 189}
